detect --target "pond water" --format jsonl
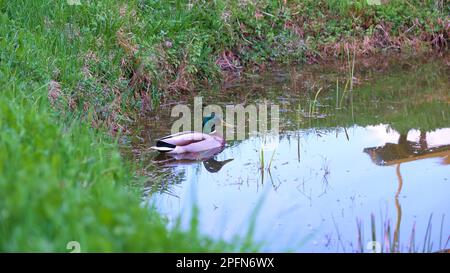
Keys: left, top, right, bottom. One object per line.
{"left": 132, "top": 55, "right": 450, "bottom": 252}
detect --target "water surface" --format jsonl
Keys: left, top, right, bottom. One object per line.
{"left": 133, "top": 56, "right": 450, "bottom": 252}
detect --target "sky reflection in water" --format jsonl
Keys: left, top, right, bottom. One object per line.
{"left": 149, "top": 125, "right": 449, "bottom": 252}
{"left": 141, "top": 58, "right": 450, "bottom": 252}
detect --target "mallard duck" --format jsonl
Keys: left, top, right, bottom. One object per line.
{"left": 151, "top": 113, "right": 228, "bottom": 154}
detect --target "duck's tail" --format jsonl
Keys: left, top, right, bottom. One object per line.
{"left": 150, "top": 140, "right": 176, "bottom": 153}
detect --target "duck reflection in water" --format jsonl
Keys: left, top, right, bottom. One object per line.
{"left": 152, "top": 146, "right": 233, "bottom": 173}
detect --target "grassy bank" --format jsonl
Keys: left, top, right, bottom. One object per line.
{"left": 2, "top": 48, "right": 264, "bottom": 252}
{"left": 0, "top": 90, "right": 229, "bottom": 252}
{"left": 1, "top": 1, "right": 448, "bottom": 127}
{"left": 0, "top": 1, "right": 256, "bottom": 252}
{"left": 0, "top": 0, "right": 448, "bottom": 251}
{"left": 1, "top": 55, "right": 258, "bottom": 252}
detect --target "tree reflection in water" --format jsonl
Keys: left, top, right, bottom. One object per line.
{"left": 364, "top": 128, "right": 450, "bottom": 252}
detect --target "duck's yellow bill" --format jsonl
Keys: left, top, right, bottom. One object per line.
{"left": 221, "top": 120, "right": 234, "bottom": 128}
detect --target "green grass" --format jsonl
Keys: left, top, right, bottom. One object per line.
{"left": 1, "top": 0, "right": 447, "bottom": 124}
{"left": 1, "top": 77, "right": 258, "bottom": 252}
{"left": 0, "top": 1, "right": 259, "bottom": 252}
{"left": 7, "top": 63, "right": 265, "bottom": 252}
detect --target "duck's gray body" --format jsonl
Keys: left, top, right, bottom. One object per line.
{"left": 151, "top": 131, "right": 225, "bottom": 154}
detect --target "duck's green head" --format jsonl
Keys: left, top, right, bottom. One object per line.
{"left": 202, "top": 112, "right": 219, "bottom": 133}
{"left": 202, "top": 112, "right": 234, "bottom": 133}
